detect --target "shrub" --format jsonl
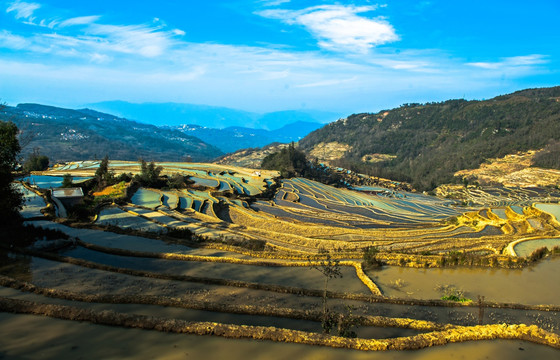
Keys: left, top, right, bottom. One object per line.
{"left": 362, "top": 246, "right": 382, "bottom": 268}
{"left": 135, "top": 159, "right": 164, "bottom": 187}
{"left": 23, "top": 149, "right": 49, "bottom": 172}
{"left": 529, "top": 247, "right": 549, "bottom": 262}
{"left": 0, "top": 223, "right": 69, "bottom": 247}
{"left": 61, "top": 174, "right": 73, "bottom": 188}
{"left": 166, "top": 227, "right": 194, "bottom": 240}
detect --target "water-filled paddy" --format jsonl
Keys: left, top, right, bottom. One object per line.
{"left": 95, "top": 207, "right": 165, "bottom": 232}
{"left": 535, "top": 203, "right": 560, "bottom": 222}
{"left": 131, "top": 189, "right": 162, "bottom": 209}
{"left": 0, "top": 312, "right": 557, "bottom": 360}
{"left": 514, "top": 238, "right": 560, "bottom": 257}
{"left": 18, "top": 185, "right": 46, "bottom": 218}
{"left": 59, "top": 246, "right": 370, "bottom": 294}
{"left": 23, "top": 220, "right": 250, "bottom": 259}
{"left": 178, "top": 197, "right": 193, "bottom": 210}
{"left": 510, "top": 205, "right": 524, "bottom": 215}
{"left": 369, "top": 258, "right": 560, "bottom": 305}
{"left": 491, "top": 208, "right": 507, "bottom": 219}
{"left": 161, "top": 192, "right": 179, "bottom": 209}
{"left": 190, "top": 176, "right": 219, "bottom": 188}
{"left": 0, "top": 287, "right": 421, "bottom": 340}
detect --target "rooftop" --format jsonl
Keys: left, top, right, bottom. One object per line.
{"left": 51, "top": 187, "right": 84, "bottom": 198}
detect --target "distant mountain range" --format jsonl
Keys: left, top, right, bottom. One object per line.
{"left": 86, "top": 101, "right": 342, "bottom": 130}
{"left": 0, "top": 102, "right": 329, "bottom": 162}
{"left": 167, "top": 121, "right": 323, "bottom": 153}
{"left": 1, "top": 103, "right": 222, "bottom": 162}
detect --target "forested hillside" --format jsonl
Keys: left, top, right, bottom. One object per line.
{"left": 299, "top": 87, "right": 560, "bottom": 190}
{"left": 0, "top": 104, "right": 222, "bottom": 162}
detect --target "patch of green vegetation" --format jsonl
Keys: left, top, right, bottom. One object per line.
{"left": 0, "top": 120, "right": 23, "bottom": 228}
{"left": 61, "top": 174, "right": 73, "bottom": 188}
{"left": 362, "top": 246, "right": 382, "bottom": 268}
{"left": 23, "top": 149, "right": 49, "bottom": 172}
{"left": 436, "top": 284, "right": 472, "bottom": 303}
{"left": 135, "top": 159, "right": 165, "bottom": 188}
{"left": 261, "top": 143, "right": 347, "bottom": 186}
{"left": 441, "top": 294, "right": 472, "bottom": 303}
{"left": 261, "top": 142, "right": 307, "bottom": 178}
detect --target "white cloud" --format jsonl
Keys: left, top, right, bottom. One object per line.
{"left": 58, "top": 15, "right": 101, "bottom": 28}
{"left": 6, "top": 0, "right": 40, "bottom": 19}
{"left": 90, "top": 53, "right": 111, "bottom": 63}
{"left": 257, "top": 5, "right": 399, "bottom": 53}
{"left": 4, "top": 1, "right": 181, "bottom": 58}
{"left": 85, "top": 24, "right": 178, "bottom": 57}
{"left": 467, "top": 55, "right": 548, "bottom": 70}
{"left": 295, "top": 76, "right": 357, "bottom": 88}
{"left": 259, "top": 0, "right": 291, "bottom": 6}
{"left": 0, "top": 30, "right": 29, "bottom": 49}
{"left": 3, "top": 20, "right": 182, "bottom": 59}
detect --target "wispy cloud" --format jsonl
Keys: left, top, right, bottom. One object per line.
{"left": 467, "top": 55, "right": 549, "bottom": 70}
{"left": 6, "top": 0, "right": 39, "bottom": 19}
{"left": 0, "top": 30, "right": 29, "bottom": 49}
{"left": 257, "top": 5, "right": 399, "bottom": 53}
{"left": 58, "top": 15, "right": 101, "bottom": 28}
{"left": 295, "top": 76, "right": 358, "bottom": 88}
{"left": 85, "top": 24, "right": 179, "bottom": 57}
{"left": 259, "top": 0, "right": 291, "bottom": 6}
{"left": 2, "top": 1, "right": 184, "bottom": 59}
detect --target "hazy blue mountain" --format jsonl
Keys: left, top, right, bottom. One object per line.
{"left": 1, "top": 103, "right": 222, "bottom": 162}
{"left": 256, "top": 110, "right": 342, "bottom": 130}
{"left": 87, "top": 101, "right": 342, "bottom": 130}
{"left": 169, "top": 121, "right": 323, "bottom": 153}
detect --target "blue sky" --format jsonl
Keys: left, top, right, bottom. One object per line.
{"left": 0, "top": 0, "right": 558, "bottom": 114}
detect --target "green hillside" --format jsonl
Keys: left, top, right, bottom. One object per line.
{"left": 0, "top": 104, "right": 222, "bottom": 163}
{"left": 299, "top": 86, "right": 560, "bottom": 190}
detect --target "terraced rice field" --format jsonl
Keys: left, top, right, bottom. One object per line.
{"left": 5, "top": 161, "right": 559, "bottom": 356}
{"left": 30, "top": 161, "right": 560, "bottom": 257}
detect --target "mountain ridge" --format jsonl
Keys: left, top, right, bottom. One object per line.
{"left": 297, "top": 86, "right": 560, "bottom": 190}
{"left": 1, "top": 103, "right": 223, "bottom": 163}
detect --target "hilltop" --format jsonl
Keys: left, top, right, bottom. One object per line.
{"left": 299, "top": 86, "right": 560, "bottom": 190}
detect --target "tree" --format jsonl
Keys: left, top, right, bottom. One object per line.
{"left": 167, "top": 173, "right": 187, "bottom": 189}
{"left": 261, "top": 142, "right": 308, "bottom": 177}
{"left": 135, "top": 159, "right": 163, "bottom": 187}
{"left": 309, "top": 248, "right": 343, "bottom": 334}
{"left": 61, "top": 174, "right": 73, "bottom": 188}
{"left": 0, "top": 120, "right": 23, "bottom": 227}
{"left": 23, "top": 148, "right": 49, "bottom": 172}
{"left": 95, "top": 155, "right": 114, "bottom": 189}
{"left": 362, "top": 246, "right": 382, "bottom": 268}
